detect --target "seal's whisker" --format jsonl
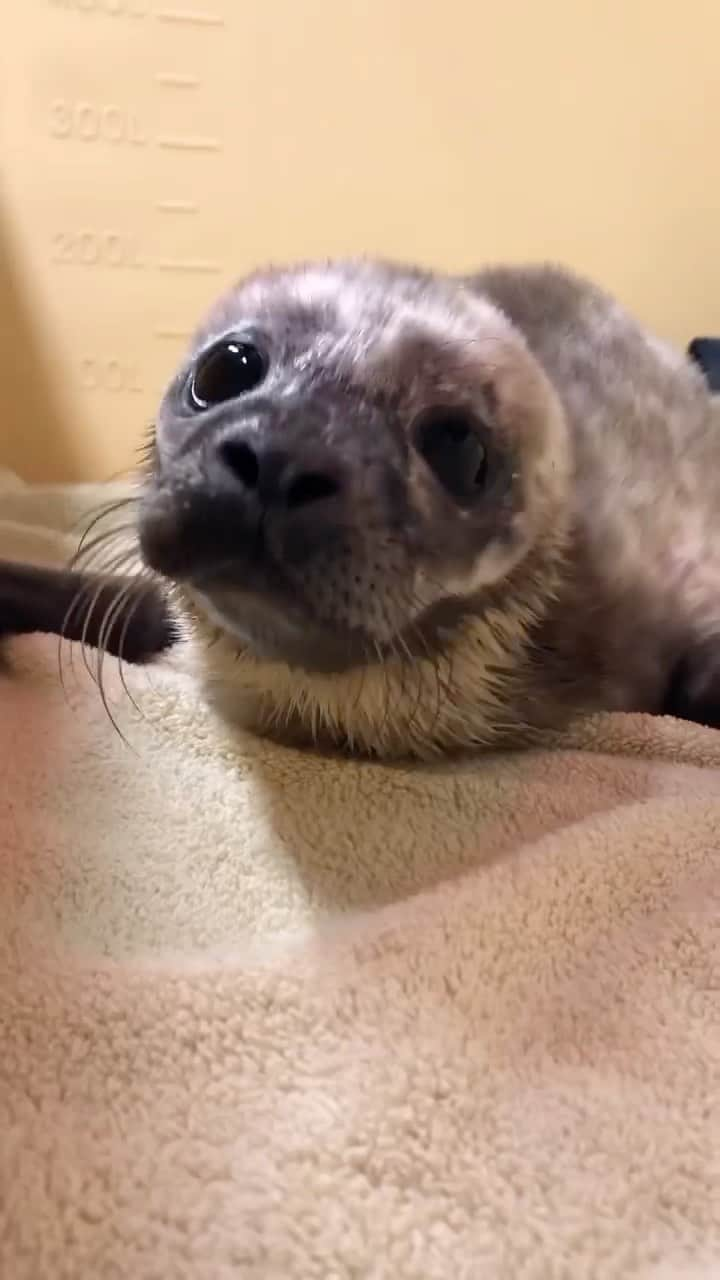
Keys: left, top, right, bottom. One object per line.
{"left": 70, "top": 497, "right": 139, "bottom": 555}
{"left": 114, "top": 583, "right": 158, "bottom": 719}
{"left": 71, "top": 524, "right": 140, "bottom": 576}
{"left": 57, "top": 548, "right": 146, "bottom": 691}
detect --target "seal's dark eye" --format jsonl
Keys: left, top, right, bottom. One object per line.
{"left": 189, "top": 338, "right": 267, "bottom": 410}
{"left": 414, "top": 409, "right": 488, "bottom": 500}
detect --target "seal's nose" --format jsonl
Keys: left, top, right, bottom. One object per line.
{"left": 139, "top": 418, "right": 348, "bottom": 582}
{"left": 218, "top": 433, "right": 342, "bottom": 510}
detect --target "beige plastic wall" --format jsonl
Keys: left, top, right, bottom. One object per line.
{"left": 2, "top": 0, "right": 720, "bottom": 483}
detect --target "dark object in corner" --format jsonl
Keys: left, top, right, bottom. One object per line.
{"left": 0, "top": 560, "right": 178, "bottom": 663}
{"left": 688, "top": 338, "right": 720, "bottom": 393}
{"left": 662, "top": 642, "right": 720, "bottom": 731}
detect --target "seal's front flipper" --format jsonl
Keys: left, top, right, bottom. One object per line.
{"left": 0, "top": 560, "right": 178, "bottom": 663}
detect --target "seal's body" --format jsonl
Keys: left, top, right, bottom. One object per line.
{"left": 134, "top": 259, "right": 720, "bottom": 757}
{"left": 3, "top": 259, "right": 720, "bottom": 757}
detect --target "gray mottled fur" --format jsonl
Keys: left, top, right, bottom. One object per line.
{"left": 138, "top": 259, "right": 719, "bottom": 758}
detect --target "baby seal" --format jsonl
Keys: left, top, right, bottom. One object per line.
{"left": 129, "top": 258, "right": 720, "bottom": 758}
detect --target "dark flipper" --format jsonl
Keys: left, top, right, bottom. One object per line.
{"left": 688, "top": 337, "right": 720, "bottom": 393}
{"left": 0, "top": 560, "right": 178, "bottom": 663}
{"left": 662, "top": 643, "right": 720, "bottom": 731}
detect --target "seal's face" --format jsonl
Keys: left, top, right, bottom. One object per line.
{"left": 139, "top": 260, "right": 567, "bottom": 675}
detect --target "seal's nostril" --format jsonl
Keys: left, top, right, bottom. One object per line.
{"left": 220, "top": 439, "right": 260, "bottom": 489}
{"left": 218, "top": 432, "right": 340, "bottom": 507}
{"left": 285, "top": 472, "right": 340, "bottom": 509}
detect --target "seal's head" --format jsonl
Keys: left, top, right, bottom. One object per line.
{"left": 139, "top": 259, "right": 570, "bottom": 757}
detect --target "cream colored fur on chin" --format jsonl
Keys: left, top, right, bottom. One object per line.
{"left": 183, "top": 604, "right": 536, "bottom": 758}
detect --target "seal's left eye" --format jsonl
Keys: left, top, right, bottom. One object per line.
{"left": 189, "top": 339, "right": 267, "bottom": 410}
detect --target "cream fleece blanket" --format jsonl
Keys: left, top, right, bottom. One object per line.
{"left": 1, "top": 477, "right": 719, "bottom": 1279}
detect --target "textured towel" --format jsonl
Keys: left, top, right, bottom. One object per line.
{"left": 1, "top": 487, "right": 719, "bottom": 1279}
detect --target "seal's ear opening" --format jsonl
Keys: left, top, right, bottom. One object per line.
{"left": 0, "top": 561, "right": 178, "bottom": 663}
{"left": 687, "top": 338, "right": 720, "bottom": 393}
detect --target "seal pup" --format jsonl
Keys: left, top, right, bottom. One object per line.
{"left": 4, "top": 259, "right": 720, "bottom": 757}
{"left": 135, "top": 258, "right": 720, "bottom": 756}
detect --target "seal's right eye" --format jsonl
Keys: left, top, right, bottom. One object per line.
{"left": 189, "top": 338, "right": 267, "bottom": 411}
{"left": 413, "top": 407, "right": 489, "bottom": 502}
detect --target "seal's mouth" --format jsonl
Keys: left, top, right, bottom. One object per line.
{"left": 138, "top": 483, "right": 404, "bottom": 673}
{"left": 189, "top": 579, "right": 376, "bottom": 674}
{"left": 138, "top": 479, "right": 477, "bottom": 675}
{"left": 188, "top": 572, "right": 477, "bottom": 677}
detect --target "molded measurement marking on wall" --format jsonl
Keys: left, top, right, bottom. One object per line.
{"left": 48, "top": 0, "right": 149, "bottom": 15}
{"left": 49, "top": 100, "right": 148, "bottom": 145}
{"left": 155, "top": 9, "right": 224, "bottom": 25}
{"left": 80, "top": 358, "right": 144, "bottom": 393}
{"left": 50, "top": 233, "right": 222, "bottom": 275}
{"left": 48, "top": 104, "right": 222, "bottom": 155}
{"left": 42, "top": 1, "right": 230, "bottom": 375}
{"left": 47, "top": 1, "right": 226, "bottom": 20}
{"left": 51, "top": 231, "right": 147, "bottom": 268}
